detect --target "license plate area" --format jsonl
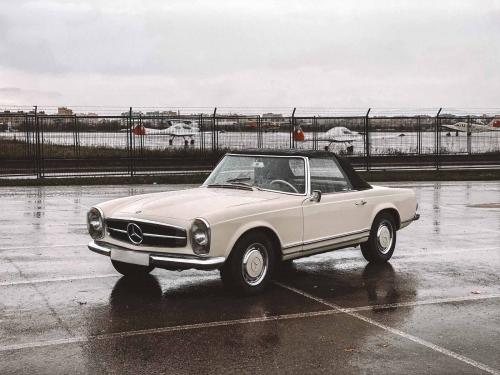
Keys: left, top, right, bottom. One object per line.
{"left": 111, "top": 249, "right": 150, "bottom": 266}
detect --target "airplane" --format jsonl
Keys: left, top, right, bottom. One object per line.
{"left": 126, "top": 120, "right": 200, "bottom": 145}
{"left": 441, "top": 118, "right": 500, "bottom": 136}
{"left": 294, "top": 126, "right": 405, "bottom": 153}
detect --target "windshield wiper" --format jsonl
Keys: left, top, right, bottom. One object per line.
{"left": 225, "top": 177, "right": 264, "bottom": 190}
{"left": 207, "top": 183, "right": 253, "bottom": 191}
{"left": 225, "top": 177, "right": 251, "bottom": 183}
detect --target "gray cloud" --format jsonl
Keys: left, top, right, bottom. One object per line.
{"left": 0, "top": 0, "right": 499, "bottom": 108}
{"left": 0, "top": 87, "right": 62, "bottom": 105}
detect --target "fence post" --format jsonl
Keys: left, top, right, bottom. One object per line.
{"left": 128, "top": 107, "right": 134, "bottom": 177}
{"left": 257, "top": 115, "right": 262, "bottom": 148}
{"left": 435, "top": 108, "right": 442, "bottom": 170}
{"left": 467, "top": 115, "right": 471, "bottom": 155}
{"left": 313, "top": 116, "right": 317, "bottom": 150}
{"left": 34, "top": 105, "right": 43, "bottom": 179}
{"left": 365, "top": 108, "right": 371, "bottom": 171}
{"left": 417, "top": 116, "right": 421, "bottom": 155}
{"left": 198, "top": 114, "right": 203, "bottom": 152}
{"left": 212, "top": 107, "right": 217, "bottom": 152}
{"left": 141, "top": 113, "right": 145, "bottom": 157}
{"left": 24, "top": 114, "right": 30, "bottom": 160}
{"left": 73, "top": 114, "right": 78, "bottom": 155}
{"left": 290, "top": 107, "right": 296, "bottom": 148}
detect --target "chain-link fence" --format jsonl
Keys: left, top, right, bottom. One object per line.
{"left": 1, "top": 107, "right": 499, "bottom": 178}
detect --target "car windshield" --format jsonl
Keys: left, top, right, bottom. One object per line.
{"left": 204, "top": 155, "right": 306, "bottom": 194}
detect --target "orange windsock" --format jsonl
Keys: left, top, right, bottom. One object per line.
{"left": 294, "top": 127, "right": 305, "bottom": 142}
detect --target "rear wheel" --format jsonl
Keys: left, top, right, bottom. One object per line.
{"left": 111, "top": 260, "right": 154, "bottom": 277}
{"left": 220, "top": 231, "right": 276, "bottom": 295}
{"left": 361, "top": 213, "right": 397, "bottom": 263}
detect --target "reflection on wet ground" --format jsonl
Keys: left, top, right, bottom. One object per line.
{"left": 0, "top": 182, "right": 499, "bottom": 374}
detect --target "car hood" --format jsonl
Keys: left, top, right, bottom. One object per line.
{"left": 104, "top": 187, "right": 281, "bottom": 222}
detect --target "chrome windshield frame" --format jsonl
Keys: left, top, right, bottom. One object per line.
{"left": 202, "top": 153, "right": 310, "bottom": 197}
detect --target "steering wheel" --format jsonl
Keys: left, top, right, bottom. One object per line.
{"left": 270, "top": 179, "right": 299, "bottom": 193}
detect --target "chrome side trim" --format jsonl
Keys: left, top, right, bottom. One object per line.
{"left": 302, "top": 228, "right": 370, "bottom": 246}
{"left": 283, "top": 236, "right": 370, "bottom": 261}
{"left": 281, "top": 229, "right": 370, "bottom": 250}
{"left": 282, "top": 241, "right": 303, "bottom": 250}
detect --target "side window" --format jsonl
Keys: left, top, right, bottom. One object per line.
{"left": 309, "top": 158, "right": 352, "bottom": 193}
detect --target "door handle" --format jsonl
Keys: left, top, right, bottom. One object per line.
{"left": 355, "top": 200, "right": 367, "bottom": 206}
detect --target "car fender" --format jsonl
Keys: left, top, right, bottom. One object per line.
{"left": 369, "top": 202, "right": 401, "bottom": 228}
{"left": 223, "top": 219, "right": 283, "bottom": 256}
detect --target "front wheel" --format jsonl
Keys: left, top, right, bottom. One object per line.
{"left": 220, "top": 231, "right": 276, "bottom": 295}
{"left": 361, "top": 213, "right": 397, "bottom": 263}
{"left": 111, "top": 260, "right": 154, "bottom": 277}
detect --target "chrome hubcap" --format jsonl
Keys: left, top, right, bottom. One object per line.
{"left": 242, "top": 243, "right": 268, "bottom": 286}
{"left": 377, "top": 221, "right": 393, "bottom": 254}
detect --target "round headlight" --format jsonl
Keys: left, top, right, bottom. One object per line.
{"left": 190, "top": 218, "right": 210, "bottom": 255}
{"left": 87, "top": 207, "right": 104, "bottom": 239}
{"left": 194, "top": 231, "right": 208, "bottom": 246}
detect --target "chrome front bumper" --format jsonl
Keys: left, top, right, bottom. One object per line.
{"left": 399, "top": 213, "right": 420, "bottom": 229}
{"left": 88, "top": 240, "right": 225, "bottom": 270}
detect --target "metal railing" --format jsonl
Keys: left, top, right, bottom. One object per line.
{"left": 1, "top": 107, "right": 499, "bottom": 178}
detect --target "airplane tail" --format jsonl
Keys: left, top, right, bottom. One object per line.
{"left": 132, "top": 125, "right": 146, "bottom": 136}
{"left": 488, "top": 118, "right": 500, "bottom": 129}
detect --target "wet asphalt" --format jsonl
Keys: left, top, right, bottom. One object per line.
{"left": 0, "top": 181, "right": 499, "bottom": 374}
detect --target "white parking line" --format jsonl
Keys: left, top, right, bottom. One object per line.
{"left": 0, "top": 310, "right": 336, "bottom": 352}
{"left": 0, "top": 274, "right": 119, "bottom": 287}
{"left": 0, "top": 244, "right": 88, "bottom": 251}
{"left": 347, "top": 293, "right": 500, "bottom": 312}
{"left": 276, "top": 282, "right": 500, "bottom": 375}
{"left": 0, "top": 293, "right": 499, "bottom": 354}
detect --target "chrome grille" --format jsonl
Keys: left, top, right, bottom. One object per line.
{"left": 106, "top": 218, "right": 187, "bottom": 248}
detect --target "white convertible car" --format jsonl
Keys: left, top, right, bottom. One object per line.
{"left": 87, "top": 150, "right": 419, "bottom": 294}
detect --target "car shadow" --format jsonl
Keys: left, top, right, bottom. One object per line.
{"left": 274, "top": 259, "right": 417, "bottom": 310}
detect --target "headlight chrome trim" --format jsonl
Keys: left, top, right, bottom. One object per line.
{"left": 87, "top": 206, "right": 105, "bottom": 240}
{"left": 190, "top": 218, "right": 211, "bottom": 256}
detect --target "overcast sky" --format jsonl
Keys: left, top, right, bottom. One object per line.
{"left": 0, "top": 0, "right": 499, "bottom": 110}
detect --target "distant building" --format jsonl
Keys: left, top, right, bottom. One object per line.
{"left": 58, "top": 107, "right": 73, "bottom": 116}
{"left": 85, "top": 112, "right": 99, "bottom": 126}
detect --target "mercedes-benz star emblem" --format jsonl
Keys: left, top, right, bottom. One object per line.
{"left": 127, "top": 223, "right": 143, "bottom": 245}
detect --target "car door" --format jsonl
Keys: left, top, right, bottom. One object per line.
{"left": 302, "top": 158, "right": 372, "bottom": 252}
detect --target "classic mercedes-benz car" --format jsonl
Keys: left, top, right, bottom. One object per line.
{"left": 87, "top": 150, "right": 419, "bottom": 294}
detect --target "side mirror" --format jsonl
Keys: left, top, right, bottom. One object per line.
{"left": 310, "top": 190, "right": 322, "bottom": 203}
